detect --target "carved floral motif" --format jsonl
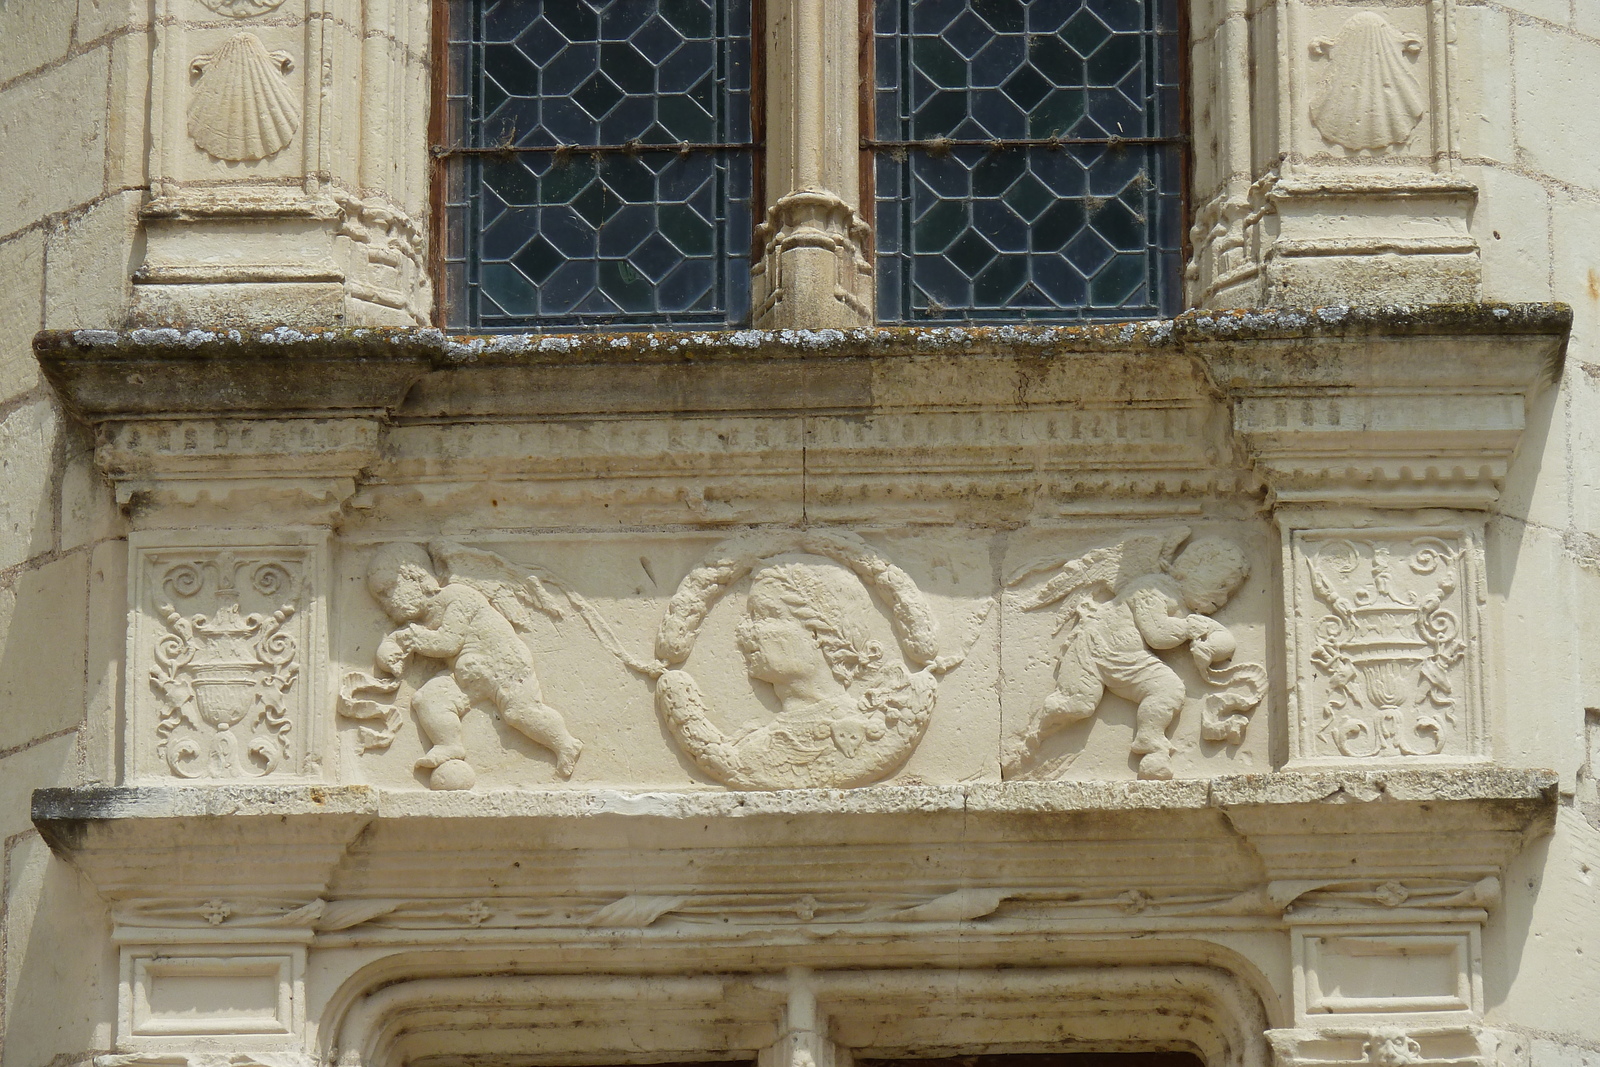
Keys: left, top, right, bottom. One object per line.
{"left": 148, "top": 552, "right": 302, "bottom": 778}
{"left": 1305, "top": 536, "right": 1470, "bottom": 759}
{"left": 188, "top": 33, "right": 300, "bottom": 161}
{"left": 1003, "top": 527, "right": 1266, "bottom": 781}
{"left": 1308, "top": 12, "right": 1426, "bottom": 152}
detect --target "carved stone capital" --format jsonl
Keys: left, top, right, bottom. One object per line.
{"left": 750, "top": 191, "right": 874, "bottom": 328}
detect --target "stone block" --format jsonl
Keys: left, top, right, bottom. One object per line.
{"left": 104, "top": 31, "right": 150, "bottom": 192}
{"left": 1469, "top": 165, "right": 1553, "bottom": 303}
{"left": 1513, "top": 22, "right": 1600, "bottom": 195}
{"left": 45, "top": 190, "right": 140, "bottom": 330}
{"left": 76, "top": 0, "right": 149, "bottom": 45}
{"left": 1486, "top": 517, "right": 1587, "bottom": 783}
{"left": 0, "top": 733, "right": 77, "bottom": 841}
{"left": 1496, "top": 0, "right": 1574, "bottom": 29}
{"left": 0, "top": 0, "right": 74, "bottom": 87}
{"left": 0, "top": 47, "right": 109, "bottom": 239}
{"left": 0, "top": 229, "right": 45, "bottom": 401}
{"left": 0, "top": 398, "right": 62, "bottom": 571}
{"left": 1454, "top": 4, "right": 1517, "bottom": 164}
{"left": 0, "top": 550, "right": 89, "bottom": 754}
{"left": 82, "top": 538, "right": 126, "bottom": 783}
{"left": 58, "top": 444, "right": 118, "bottom": 555}
{"left": 2, "top": 831, "right": 112, "bottom": 1067}
{"left": 1551, "top": 192, "right": 1600, "bottom": 359}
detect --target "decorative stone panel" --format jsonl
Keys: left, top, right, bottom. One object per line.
{"left": 1287, "top": 526, "right": 1486, "bottom": 766}
{"left": 1187, "top": 0, "right": 1478, "bottom": 307}
{"left": 129, "top": 532, "right": 328, "bottom": 782}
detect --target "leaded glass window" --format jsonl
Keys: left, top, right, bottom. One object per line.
{"left": 871, "top": 0, "right": 1183, "bottom": 322}
{"left": 441, "top": 0, "right": 756, "bottom": 329}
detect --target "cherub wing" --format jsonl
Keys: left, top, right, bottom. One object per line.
{"left": 1009, "top": 527, "right": 1191, "bottom": 612}
{"left": 426, "top": 540, "right": 565, "bottom": 631}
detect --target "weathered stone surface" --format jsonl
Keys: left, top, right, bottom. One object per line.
{"left": 0, "top": 230, "right": 45, "bottom": 400}
{"left": 0, "top": 551, "right": 88, "bottom": 753}
{"left": 0, "top": 48, "right": 108, "bottom": 240}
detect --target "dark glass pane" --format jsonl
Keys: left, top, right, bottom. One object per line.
{"left": 445, "top": 0, "right": 753, "bottom": 329}
{"left": 874, "top": 0, "right": 1183, "bottom": 322}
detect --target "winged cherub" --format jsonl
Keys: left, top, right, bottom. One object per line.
{"left": 1002, "top": 528, "right": 1260, "bottom": 781}
{"left": 365, "top": 541, "right": 584, "bottom": 786}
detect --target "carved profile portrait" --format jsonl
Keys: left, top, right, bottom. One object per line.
{"left": 653, "top": 532, "right": 950, "bottom": 789}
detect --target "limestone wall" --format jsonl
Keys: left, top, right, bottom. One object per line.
{"left": 1460, "top": 2, "right": 1600, "bottom": 1060}
{"left": 0, "top": 2, "right": 132, "bottom": 1063}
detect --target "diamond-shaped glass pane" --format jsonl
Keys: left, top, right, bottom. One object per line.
{"left": 875, "top": 0, "right": 1182, "bottom": 322}
{"left": 444, "top": 0, "right": 754, "bottom": 329}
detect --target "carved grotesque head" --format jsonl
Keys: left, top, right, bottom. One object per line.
{"left": 1364, "top": 1029, "right": 1422, "bottom": 1067}
{"left": 1169, "top": 538, "right": 1250, "bottom": 614}
{"left": 366, "top": 542, "right": 440, "bottom": 623}
{"left": 734, "top": 557, "right": 884, "bottom": 691}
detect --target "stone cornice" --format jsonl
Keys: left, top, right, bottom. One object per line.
{"left": 32, "top": 305, "right": 1572, "bottom": 523}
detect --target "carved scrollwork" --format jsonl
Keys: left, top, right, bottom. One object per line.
{"left": 1305, "top": 536, "right": 1470, "bottom": 759}
{"left": 148, "top": 552, "right": 302, "bottom": 779}
{"left": 651, "top": 530, "right": 964, "bottom": 790}
{"left": 196, "top": 0, "right": 289, "bottom": 15}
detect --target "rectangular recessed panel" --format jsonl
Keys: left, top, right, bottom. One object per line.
{"left": 873, "top": 0, "right": 1182, "bottom": 322}
{"left": 1305, "top": 934, "right": 1471, "bottom": 1013}
{"left": 445, "top": 0, "right": 754, "bottom": 329}
{"left": 132, "top": 956, "right": 293, "bottom": 1036}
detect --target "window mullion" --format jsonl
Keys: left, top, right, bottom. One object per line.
{"left": 750, "top": 0, "right": 874, "bottom": 328}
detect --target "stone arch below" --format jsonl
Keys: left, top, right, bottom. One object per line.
{"left": 324, "top": 964, "right": 1274, "bottom": 1067}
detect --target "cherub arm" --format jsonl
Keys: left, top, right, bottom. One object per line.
{"left": 1127, "top": 585, "right": 1196, "bottom": 650}
{"left": 398, "top": 596, "right": 471, "bottom": 659}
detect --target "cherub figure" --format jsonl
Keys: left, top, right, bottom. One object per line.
{"left": 1002, "top": 528, "right": 1262, "bottom": 781}
{"left": 365, "top": 541, "right": 583, "bottom": 788}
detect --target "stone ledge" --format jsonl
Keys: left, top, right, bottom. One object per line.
{"left": 34, "top": 304, "right": 1571, "bottom": 419}
{"left": 34, "top": 767, "right": 1557, "bottom": 825}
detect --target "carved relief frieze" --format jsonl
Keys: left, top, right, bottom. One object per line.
{"left": 337, "top": 531, "right": 990, "bottom": 791}
{"left": 196, "top": 0, "right": 289, "bottom": 15}
{"left": 338, "top": 541, "right": 586, "bottom": 791}
{"left": 1003, "top": 527, "right": 1267, "bottom": 781}
{"left": 1309, "top": 13, "right": 1426, "bottom": 153}
{"left": 131, "top": 535, "right": 325, "bottom": 782}
{"left": 1290, "top": 529, "right": 1485, "bottom": 764}
{"left": 650, "top": 531, "right": 972, "bottom": 790}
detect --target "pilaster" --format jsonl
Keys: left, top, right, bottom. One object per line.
{"left": 1188, "top": 0, "right": 1479, "bottom": 307}
{"left": 135, "top": 0, "right": 431, "bottom": 328}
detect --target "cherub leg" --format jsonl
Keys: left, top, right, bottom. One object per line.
{"left": 412, "top": 675, "right": 470, "bottom": 769}
{"left": 499, "top": 676, "right": 584, "bottom": 779}
{"left": 1112, "top": 661, "right": 1186, "bottom": 781}
{"left": 1001, "top": 647, "right": 1103, "bottom": 777}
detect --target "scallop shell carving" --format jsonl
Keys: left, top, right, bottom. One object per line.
{"left": 1308, "top": 12, "right": 1426, "bottom": 152}
{"left": 188, "top": 33, "right": 301, "bottom": 162}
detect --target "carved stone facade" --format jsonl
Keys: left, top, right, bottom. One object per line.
{"left": 3, "top": 5, "right": 1599, "bottom": 1067}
